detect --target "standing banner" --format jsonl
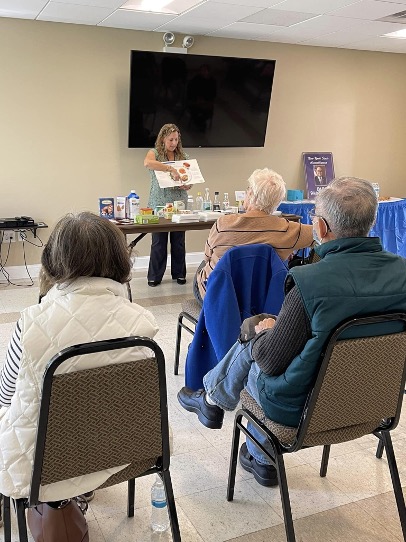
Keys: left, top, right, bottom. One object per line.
{"left": 302, "top": 152, "right": 335, "bottom": 200}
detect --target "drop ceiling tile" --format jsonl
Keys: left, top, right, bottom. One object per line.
{"left": 267, "top": 13, "right": 359, "bottom": 40}
{"left": 156, "top": 17, "right": 227, "bottom": 32}
{"left": 346, "top": 35, "right": 406, "bottom": 52}
{"left": 55, "top": 0, "right": 124, "bottom": 7}
{"left": 273, "top": 0, "right": 362, "bottom": 14}
{"left": 37, "top": 2, "right": 114, "bottom": 24}
{"left": 329, "top": 0, "right": 405, "bottom": 20}
{"left": 302, "top": 19, "right": 406, "bottom": 46}
{"left": 100, "top": 8, "right": 175, "bottom": 28}
{"left": 0, "top": 0, "right": 48, "bottom": 19}
{"left": 241, "top": 8, "right": 317, "bottom": 26}
{"left": 177, "top": 0, "right": 264, "bottom": 21}
{"left": 209, "top": 0, "right": 282, "bottom": 7}
{"left": 209, "top": 20, "right": 281, "bottom": 38}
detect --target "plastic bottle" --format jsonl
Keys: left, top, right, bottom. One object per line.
{"left": 222, "top": 192, "right": 230, "bottom": 211}
{"left": 213, "top": 191, "right": 221, "bottom": 211}
{"left": 187, "top": 194, "right": 194, "bottom": 211}
{"left": 151, "top": 475, "right": 170, "bottom": 532}
{"left": 203, "top": 188, "right": 212, "bottom": 211}
{"left": 127, "top": 190, "right": 140, "bottom": 220}
{"left": 195, "top": 192, "right": 204, "bottom": 211}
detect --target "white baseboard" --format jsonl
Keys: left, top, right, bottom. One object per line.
{"left": 2, "top": 253, "right": 205, "bottom": 279}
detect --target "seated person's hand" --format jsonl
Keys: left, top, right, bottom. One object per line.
{"left": 255, "top": 317, "right": 276, "bottom": 334}
{"left": 239, "top": 314, "right": 276, "bottom": 343}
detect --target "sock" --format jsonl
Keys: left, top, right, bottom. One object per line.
{"left": 205, "top": 393, "right": 217, "bottom": 406}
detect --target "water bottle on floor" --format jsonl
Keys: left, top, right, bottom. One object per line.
{"left": 151, "top": 475, "right": 170, "bottom": 532}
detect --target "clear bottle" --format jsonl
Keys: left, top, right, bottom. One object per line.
{"left": 203, "top": 188, "right": 212, "bottom": 211}
{"left": 195, "top": 191, "right": 204, "bottom": 211}
{"left": 222, "top": 192, "right": 230, "bottom": 211}
{"left": 187, "top": 194, "right": 194, "bottom": 211}
{"left": 213, "top": 191, "right": 221, "bottom": 211}
{"left": 151, "top": 475, "right": 170, "bottom": 532}
{"left": 127, "top": 190, "right": 140, "bottom": 220}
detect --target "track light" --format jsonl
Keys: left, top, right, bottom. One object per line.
{"left": 163, "top": 32, "right": 175, "bottom": 45}
{"left": 182, "top": 35, "right": 194, "bottom": 49}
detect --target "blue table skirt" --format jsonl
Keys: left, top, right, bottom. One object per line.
{"left": 278, "top": 199, "right": 406, "bottom": 258}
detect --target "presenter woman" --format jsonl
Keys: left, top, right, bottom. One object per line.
{"left": 144, "top": 123, "right": 191, "bottom": 287}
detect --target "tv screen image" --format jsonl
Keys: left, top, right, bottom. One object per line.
{"left": 128, "top": 51, "right": 276, "bottom": 148}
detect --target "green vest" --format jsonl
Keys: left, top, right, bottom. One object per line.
{"left": 257, "top": 237, "right": 406, "bottom": 428}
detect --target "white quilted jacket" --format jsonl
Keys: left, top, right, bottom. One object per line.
{"left": 0, "top": 277, "right": 158, "bottom": 501}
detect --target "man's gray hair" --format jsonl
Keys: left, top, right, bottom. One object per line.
{"left": 315, "top": 177, "right": 378, "bottom": 238}
{"left": 247, "top": 168, "right": 286, "bottom": 215}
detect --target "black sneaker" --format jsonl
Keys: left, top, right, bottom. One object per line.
{"left": 177, "top": 387, "right": 224, "bottom": 429}
{"left": 148, "top": 280, "right": 161, "bottom": 287}
{"left": 239, "top": 443, "right": 278, "bottom": 487}
{"left": 176, "top": 278, "right": 186, "bottom": 285}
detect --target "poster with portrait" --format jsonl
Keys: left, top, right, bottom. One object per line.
{"left": 302, "top": 152, "right": 335, "bottom": 200}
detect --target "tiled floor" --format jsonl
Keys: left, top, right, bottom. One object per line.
{"left": 1, "top": 267, "right": 406, "bottom": 541}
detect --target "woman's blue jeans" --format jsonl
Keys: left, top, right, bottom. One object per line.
{"left": 203, "top": 340, "right": 274, "bottom": 465}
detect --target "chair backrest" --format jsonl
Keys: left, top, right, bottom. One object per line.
{"left": 293, "top": 313, "right": 406, "bottom": 450}
{"left": 29, "top": 337, "right": 168, "bottom": 505}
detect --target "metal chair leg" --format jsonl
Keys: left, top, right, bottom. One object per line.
{"left": 381, "top": 431, "right": 406, "bottom": 541}
{"left": 227, "top": 413, "right": 243, "bottom": 502}
{"left": 3, "top": 495, "right": 11, "bottom": 542}
{"left": 376, "top": 436, "right": 385, "bottom": 459}
{"left": 127, "top": 478, "right": 135, "bottom": 518}
{"left": 274, "top": 453, "right": 296, "bottom": 542}
{"left": 174, "top": 314, "right": 183, "bottom": 375}
{"left": 15, "top": 499, "right": 29, "bottom": 542}
{"left": 320, "top": 444, "right": 331, "bottom": 477}
{"left": 162, "top": 470, "right": 181, "bottom": 542}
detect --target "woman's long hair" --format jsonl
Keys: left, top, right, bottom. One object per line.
{"left": 155, "top": 123, "right": 186, "bottom": 162}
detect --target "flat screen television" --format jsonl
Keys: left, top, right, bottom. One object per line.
{"left": 128, "top": 50, "right": 276, "bottom": 148}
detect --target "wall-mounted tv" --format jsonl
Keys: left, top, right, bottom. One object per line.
{"left": 128, "top": 50, "right": 276, "bottom": 148}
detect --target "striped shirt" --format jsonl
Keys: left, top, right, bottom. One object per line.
{"left": 0, "top": 319, "right": 22, "bottom": 407}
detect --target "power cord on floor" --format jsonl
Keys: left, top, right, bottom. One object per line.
{"left": 0, "top": 229, "right": 44, "bottom": 287}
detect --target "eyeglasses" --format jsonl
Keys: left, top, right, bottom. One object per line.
{"left": 308, "top": 208, "right": 331, "bottom": 231}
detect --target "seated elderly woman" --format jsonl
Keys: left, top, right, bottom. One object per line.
{"left": 0, "top": 212, "right": 158, "bottom": 510}
{"left": 194, "top": 168, "right": 313, "bottom": 304}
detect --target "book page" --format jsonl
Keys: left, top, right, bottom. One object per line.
{"left": 155, "top": 159, "right": 205, "bottom": 188}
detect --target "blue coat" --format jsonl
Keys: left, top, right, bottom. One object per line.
{"left": 185, "top": 244, "right": 288, "bottom": 390}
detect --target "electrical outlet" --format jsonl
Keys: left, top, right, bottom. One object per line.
{"left": 2, "top": 231, "right": 17, "bottom": 243}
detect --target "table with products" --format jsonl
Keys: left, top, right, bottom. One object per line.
{"left": 116, "top": 214, "right": 302, "bottom": 250}
{"left": 278, "top": 199, "right": 406, "bottom": 258}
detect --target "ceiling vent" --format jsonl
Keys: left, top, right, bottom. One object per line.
{"left": 379, "top": 9, "right": 406, "bottom": 24}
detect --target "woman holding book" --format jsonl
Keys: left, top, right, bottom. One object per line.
{"left": 144, "top": 123, "right": 191, "bottom": 287}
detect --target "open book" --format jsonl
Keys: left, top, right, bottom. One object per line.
{"left": 155, "top": 159, "right": 205, "bottom": 189}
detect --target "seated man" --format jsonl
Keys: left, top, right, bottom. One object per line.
{"left": 194, "top": 168, "right": 313, "bottom": 304}
{"left": 179, "top": 177, "right": 406, "bottom": 487}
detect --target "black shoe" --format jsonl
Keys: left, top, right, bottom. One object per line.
{"left": 239, "top": 443, "right": 278, "bottom": 487}
{"left": 174, "top": 278, "right": 186, "bottom": 285}
{"left": 177, "top": 387, "right": 224, "bottom": 429}
{"left": 148, "top": 280, "right": 161, "bottom": 287}
{"left": 83, "top": 491, "right": 95, "bottom": 502}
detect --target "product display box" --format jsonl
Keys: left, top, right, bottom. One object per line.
{"left": 99, "top": 198, "right": 114, "bottom": 219}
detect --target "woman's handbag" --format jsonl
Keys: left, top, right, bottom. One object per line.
{"left": 27, "top": 497, "right": 89, "bottom": 542}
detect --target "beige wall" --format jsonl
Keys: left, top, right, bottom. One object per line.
{"left": 1, "top": 18, "right": 406, "bottom": 266}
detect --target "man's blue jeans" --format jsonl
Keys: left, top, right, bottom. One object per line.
{"left": 203, "top": 340, "right": 274, "bottom": 465}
